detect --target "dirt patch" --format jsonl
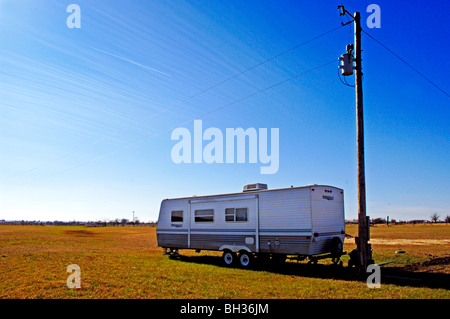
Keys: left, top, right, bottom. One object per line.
{"left": 403, "top": 256, "right": 450, "bottom": 272}
{"left": 370, "top": 239, "right": 450, "bottom": 246}
{"left": 63, "top": 230, "right": 99, "bottom": 237}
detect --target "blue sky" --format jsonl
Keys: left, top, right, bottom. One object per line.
{"left": 0, "top": 0, "right": 449, "bottom": 222}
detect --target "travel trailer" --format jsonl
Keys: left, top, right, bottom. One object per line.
{"left": 156, "top": 183, "right": 345, "bottom": 267}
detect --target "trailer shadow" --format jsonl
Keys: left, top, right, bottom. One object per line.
{"left": 170, "top": 254, "right": 450, "bottom": 290}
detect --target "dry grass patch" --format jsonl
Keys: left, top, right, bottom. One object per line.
{"left": 0, "top": 224, "right": 449, "bottom": 299}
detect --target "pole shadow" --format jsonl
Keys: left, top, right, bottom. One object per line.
{"left": 169, "top": 254, "right": 450, "bottom": 290}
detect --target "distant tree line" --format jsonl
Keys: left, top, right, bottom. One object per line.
{"left": 345, "top": 214, "right": 450, "bottom": 225}
{"left": 2, "top": 214, "right": 449, "bottom": 226}
{"left": 0, "top": 219, "right": 157, "bottom": 227}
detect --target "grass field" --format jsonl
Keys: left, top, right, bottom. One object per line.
{"left": 0, "top": 224, "right": 449, "bottom": 299}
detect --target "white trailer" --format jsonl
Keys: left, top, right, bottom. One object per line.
{"left": 156, "top": 183, "right": 345, "bottom": 267}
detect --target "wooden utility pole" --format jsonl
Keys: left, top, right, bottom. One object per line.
{"left": 338, "top": 5, "right": 372, "bottom": 277}
{"left": 354, "top": 12, "right": 371, "bottom": 276}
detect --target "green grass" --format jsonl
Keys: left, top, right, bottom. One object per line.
{"left": 0, "top": 224, "right": 449, "bottom": 299}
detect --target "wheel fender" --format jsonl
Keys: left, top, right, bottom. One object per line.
{"left": 219, "top": 245, "right": 252, "bottom": 253}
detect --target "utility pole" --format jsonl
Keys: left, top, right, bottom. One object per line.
{"left": 338, "top": 6, "right": 372, "bottom": 276}
{"left": 354, "top": 11, "right": 371, "bottom": 276}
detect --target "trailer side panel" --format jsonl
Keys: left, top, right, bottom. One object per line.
{"left": 258, "top": 188, "right": 312, "bottom": 254}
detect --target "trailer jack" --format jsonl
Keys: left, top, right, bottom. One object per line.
{"left": 307, "top": 252, "right": 346, "bottom": 265}
{"left": 163, "top": 247, "right": 180, "bottom": 257}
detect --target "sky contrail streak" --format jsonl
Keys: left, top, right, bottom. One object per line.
{"left": 88, "top": 46, "right": 172, "bottom": 77}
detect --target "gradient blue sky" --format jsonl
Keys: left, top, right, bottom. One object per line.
{"left": 0, "top": 0, "right": 449, "bottom": 222}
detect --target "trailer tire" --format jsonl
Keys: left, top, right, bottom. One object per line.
{"left": 222, "top": 250, "right": 236, "bottom": 266}
{"left": 330, "top": 237, "right": 343, "bottom": 257}
{"left": 238, "top": 251, "right": 253, "bottom": 268}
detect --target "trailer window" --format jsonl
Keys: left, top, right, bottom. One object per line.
{"left": 225, "top": 208, "right": 248, "bottom": 222}
{"left": 225, "top": 208, "right": 234, "bottom": 221}
{"left": 236, "top": 208, "right": 248, "bottom": 221}
{"left": 194, "top": 209, "right": 214, "bottom": 222}
{"left": 171, "top": 210, "right": 183, "bottom": 222}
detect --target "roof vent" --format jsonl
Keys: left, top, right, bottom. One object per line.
{"left": 243, "top": 183, "right": 268, "bottom": 192}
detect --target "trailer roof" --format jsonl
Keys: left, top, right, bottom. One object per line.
{"left": 163, "top": 184, "right": 343, "bottom": 201}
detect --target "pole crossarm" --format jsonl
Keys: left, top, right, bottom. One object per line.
{"left": 337, "top": 4, "right": 355, "bottom": 25}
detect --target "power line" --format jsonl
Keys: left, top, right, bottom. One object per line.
{"left": 12, "top": 59, "right": 336, "bottom": 187}
{"left": 200, "top": 59, "right": 337, "bottom": 119}
{"left": 338, "top": 67, "right": 355, "bottom": 88}
{"left": 4, "top": 24, "right": 347, "bottom": 183}
{"left": 362, "top": 29, "right": 450, "bottom": 98}
{"left": 191, "top": 25, "right": 345, "bottom": 97}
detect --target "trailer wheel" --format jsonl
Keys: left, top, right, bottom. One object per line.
{"left": 222, "top": 250, "right": 236, "bottom": 266}
{"left": 238, "top": 251, "right": 253, "bottom": 268}
{"left": 330, "top": 237, "right": 343, "bottom": 257}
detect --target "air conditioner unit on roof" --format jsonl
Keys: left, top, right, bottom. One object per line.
{"left": 243, "top": 183, "right": 268, "bottom": 192}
